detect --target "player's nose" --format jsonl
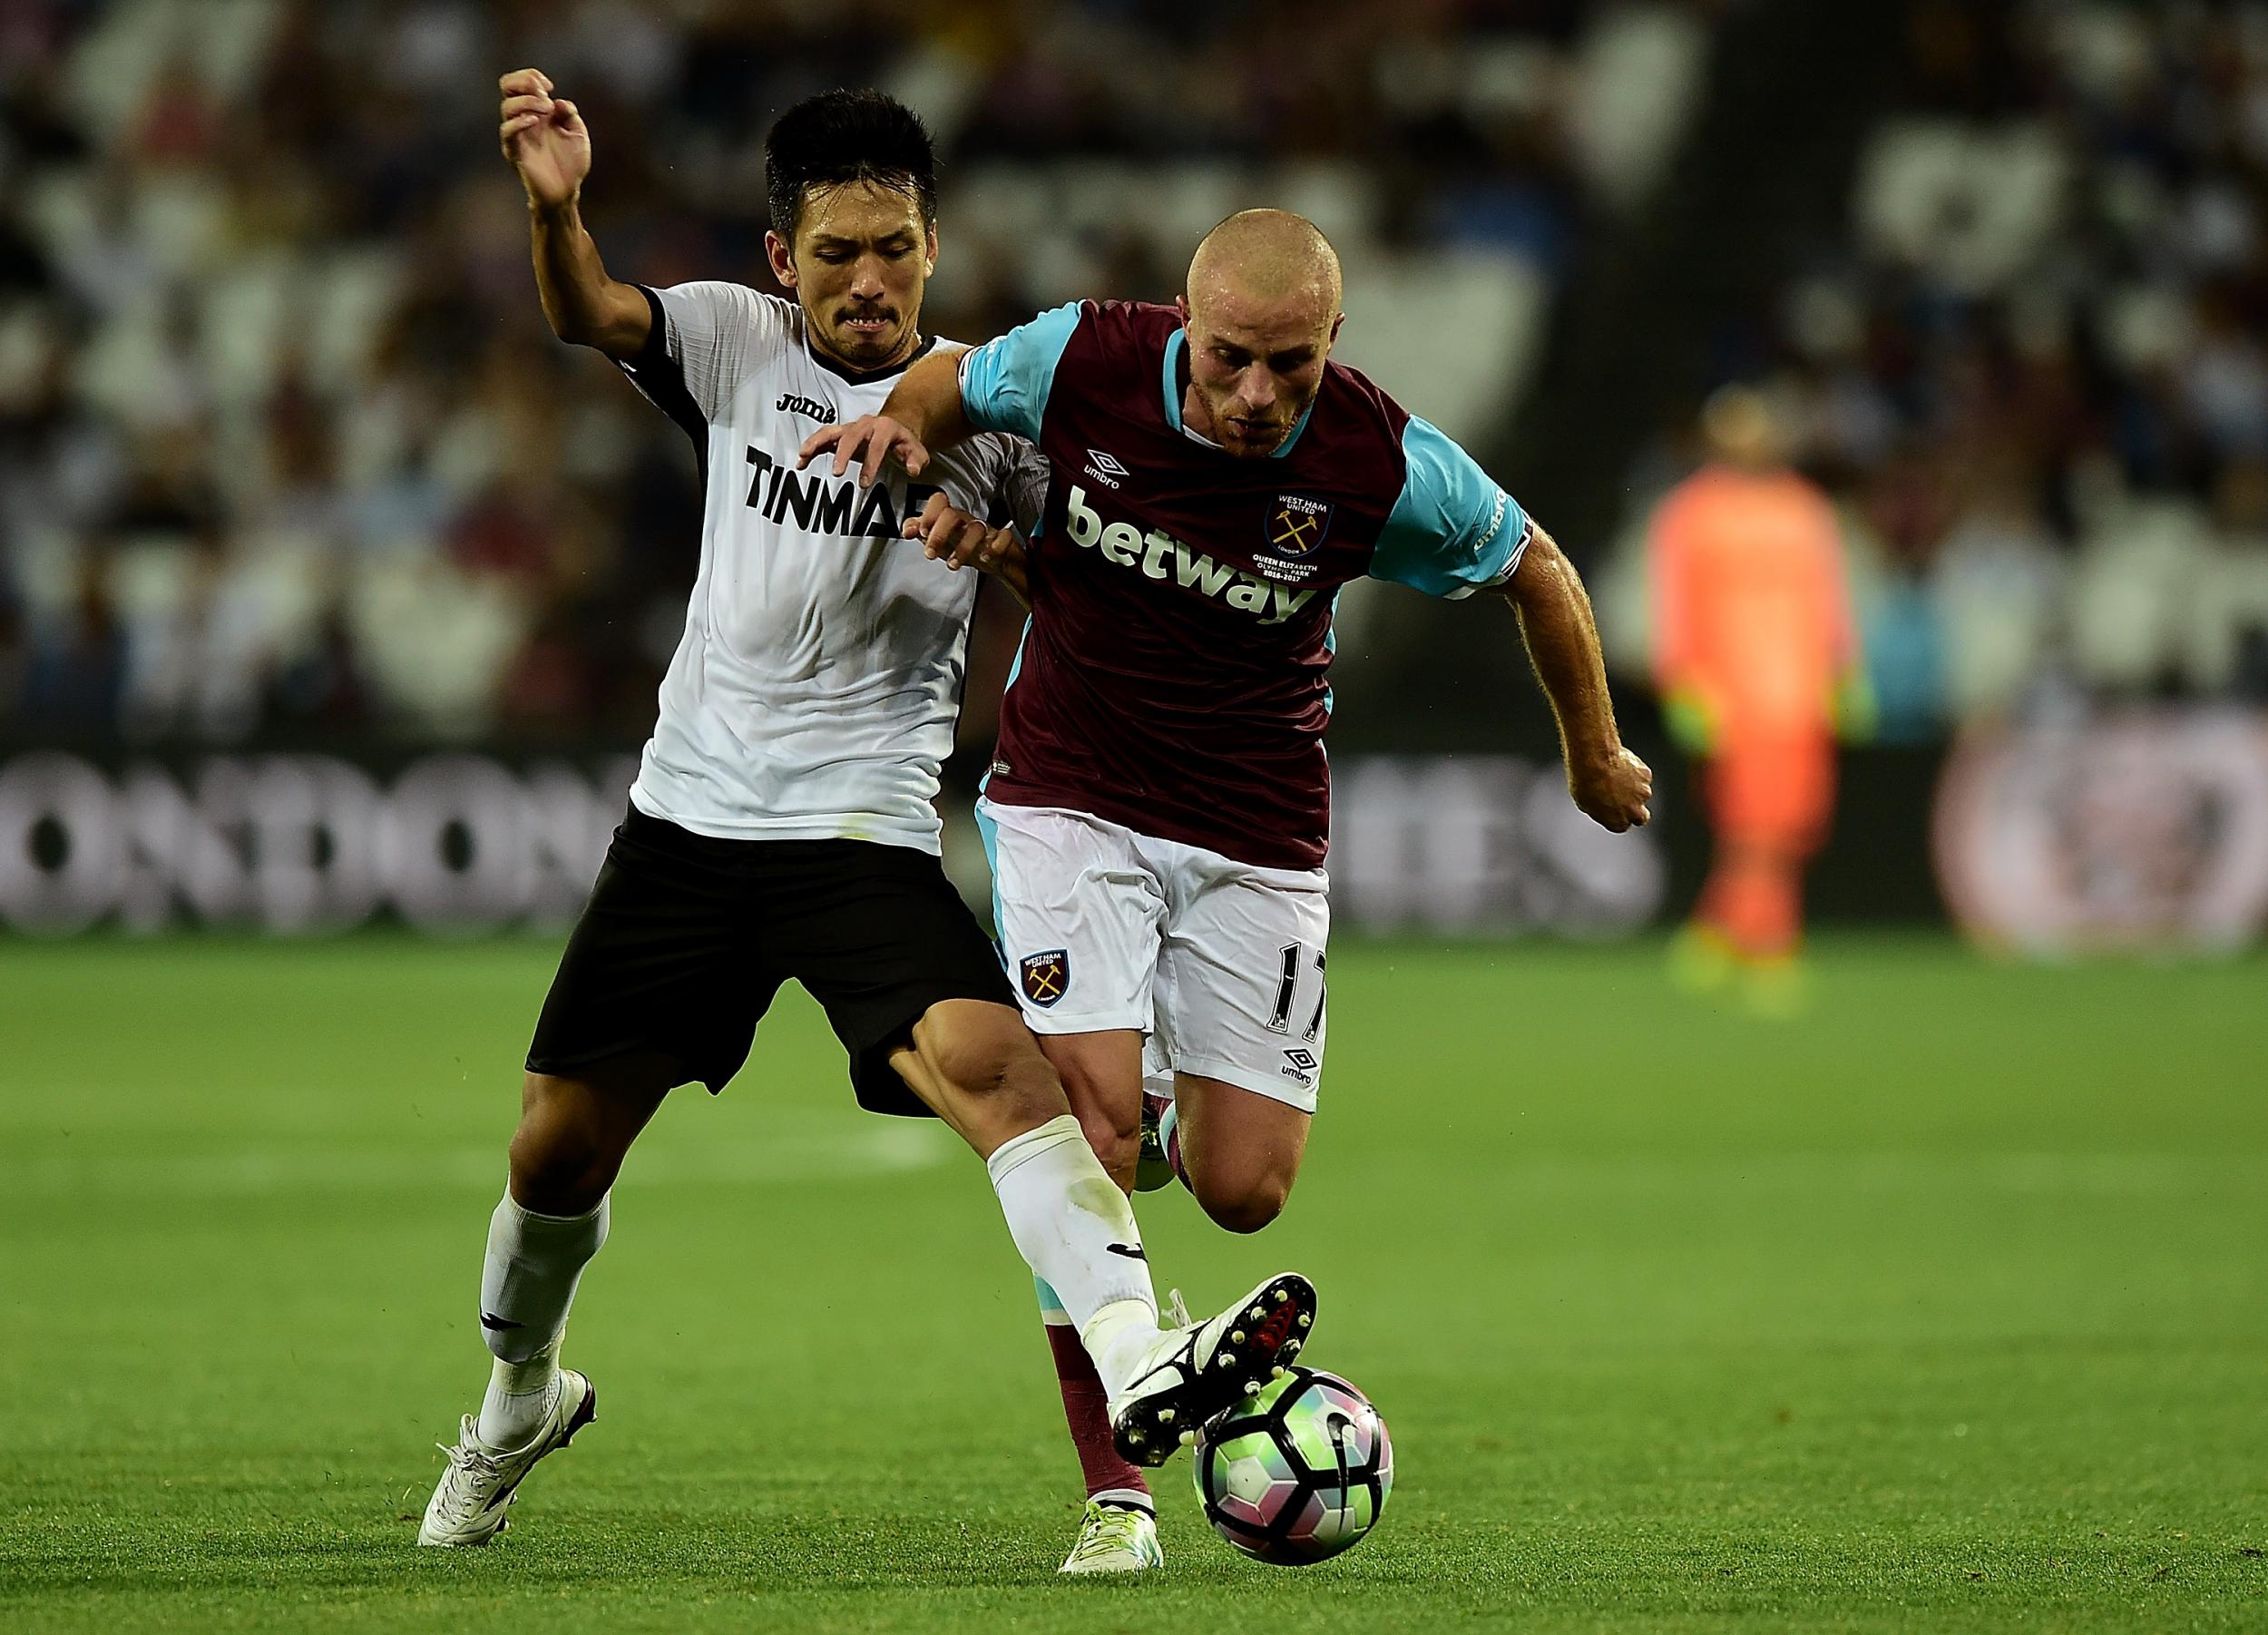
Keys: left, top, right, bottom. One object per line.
{"left": 849, "top": 258, "right": 886, "bottom": 299}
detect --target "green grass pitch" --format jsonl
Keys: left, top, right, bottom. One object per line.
{"left": 2, "top": 935, "right": 2263, "bottom": 1631}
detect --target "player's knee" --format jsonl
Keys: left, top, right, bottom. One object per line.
{"left": 1195, "top": 1172, "right": 1290, "bottom": 1235}
{"left": 1075, "top": 1107, "right": 1141, "bottom": 1189}
{"left": 509, "top": 1075, "right": 618, "bottom": 1214}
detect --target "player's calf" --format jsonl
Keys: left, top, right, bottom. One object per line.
{"left": 1038, "top": 1030, "right": 1147, "bottom": 1190}
{"left": 899, "top": 999, "right": 1068, "bottom": 1157}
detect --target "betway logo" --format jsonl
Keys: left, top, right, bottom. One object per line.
{"left": 1062, "top": 485, "right": 1323, "bottom": 625}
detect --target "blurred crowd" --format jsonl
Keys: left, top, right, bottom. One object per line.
{"left": 39, "top": 0, "right": 2251, "bottom": 756}
{"left": 1611, "top": 0, "right": 2268, "bottom": 739}
{"left": 0, "top": 0, "right": 1694, "bottom": 746}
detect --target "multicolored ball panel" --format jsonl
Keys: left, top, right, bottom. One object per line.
{"left": 1192, "top": 1366, "right": 1393, "bottom": 1565}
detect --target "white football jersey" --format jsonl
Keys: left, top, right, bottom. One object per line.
{"left": 616, "top": 280, "right": 1044, "bottom": 852}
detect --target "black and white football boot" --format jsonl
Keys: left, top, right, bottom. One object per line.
{"left": 1107, "top": 1274, "right": 1317, "bottom": 1466}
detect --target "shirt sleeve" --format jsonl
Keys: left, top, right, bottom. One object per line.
{"left": 957, "top": 301, "right": 1085, "bottom": 442}
{"left": 618, "top": 281, "right": 789, "bottom": 426}
{"left": 1001, "top": 437, "right": 1052, "bottom": 538}
{"left": 1368, "top": 416, "right": 1531, "bottom": 600}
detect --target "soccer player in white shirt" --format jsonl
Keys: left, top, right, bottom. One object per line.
{"left": 417, "top": 75, "right": 1321, "bottom": 1561}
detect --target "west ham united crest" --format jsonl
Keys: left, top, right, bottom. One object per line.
{"left": 1019, "top": 949, "right": 1070, "bottom": 1007}
{"left": 1266, "top": 493, "right": 1332, "bottom": 558}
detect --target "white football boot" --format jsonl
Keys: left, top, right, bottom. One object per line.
{"left": 417, "top": 1370, "right": 597, "bottom": 1546}
{"left": 1108, "top": 1273, "right": 1316, "bottom": 1466}
{"left": 1059, "top": 1500, "right": 1165, "bottom": 1574}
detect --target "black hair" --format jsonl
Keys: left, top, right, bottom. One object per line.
{"left": 764, "top": 89, "right": 938, "bottom": 240}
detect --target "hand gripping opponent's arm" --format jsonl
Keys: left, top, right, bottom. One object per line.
{"left": 797, "top": 349, "right": 973, "bottom": 487}
{"left": 900, "top": 493, "right": 1031, "bottom": 610}
{"left": 800, "top": 301, "right": 1082, "bottom": 488}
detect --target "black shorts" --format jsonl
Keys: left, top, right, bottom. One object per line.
{"left": 525, "top": 806, "right": 1016, "bottom": 1116}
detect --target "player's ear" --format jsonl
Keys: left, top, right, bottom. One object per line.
{"left": 1176, "top": 293, "right": 1192, "bottom": 327}
{"left": 765, "top": 230, "right": 798, "bottom": 291}
{"left": 1326, "top": 310, "right": 1344, "bottom": 349}
{"left": 924, "top": 220, "right": 938, "bottom": 275}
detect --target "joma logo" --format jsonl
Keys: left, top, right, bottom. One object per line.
{"left": 776, "top": 392, "right": 837, "bottom": 423}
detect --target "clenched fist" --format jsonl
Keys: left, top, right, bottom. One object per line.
{"left": 1569, "top": 745, "right": 1653, "bottom": 832}
{"left": 498, "top": 69, "right": 590, "bottom": 209}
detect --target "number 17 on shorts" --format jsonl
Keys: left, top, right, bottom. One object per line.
{"left": 980, "top": 799, "right": 1333, "bottom": 1114}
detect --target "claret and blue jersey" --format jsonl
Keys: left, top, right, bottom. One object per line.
{"left": 959, "top": 299, "right": 1531, "bottom": 870}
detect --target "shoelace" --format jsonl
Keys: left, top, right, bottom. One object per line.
{"left": 1068, "top": 1505, "right": 1147, "bottom": 1565}
{"left": 1165, "top": 1288, "right": 1192, "bottom": 1328}
{"left": 430, "top": 1430, "right": 503, "bottom": 1522}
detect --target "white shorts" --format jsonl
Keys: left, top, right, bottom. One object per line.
{"left": 977, "top": 798, "right": 1331, "bottom": 1111}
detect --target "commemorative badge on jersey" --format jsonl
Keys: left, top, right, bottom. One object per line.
{"left": 1019, "top": 949, "right": 1070, "bottom": 1008}
{"left": 1258, "top": 494, "right": 1332, "bottom": 584}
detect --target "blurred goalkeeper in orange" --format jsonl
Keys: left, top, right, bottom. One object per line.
{"left": 1647, "top": 387, "right": 1870, "bottom": 1011}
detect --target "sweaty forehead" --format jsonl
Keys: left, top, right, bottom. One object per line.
{"left": 1190, "top": 282, "right": 1333, "bottom": 353}
{"left": 796, "top": 179, "right": 924, "bottom": 245}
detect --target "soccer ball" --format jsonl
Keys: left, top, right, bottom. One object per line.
{"left": 1191, "top": 1366, "right": 1393, "bottom": 1564}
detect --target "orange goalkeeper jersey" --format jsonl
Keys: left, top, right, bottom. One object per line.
{"left": 1647, "top": 465, "right": 1854, "bottom": 739}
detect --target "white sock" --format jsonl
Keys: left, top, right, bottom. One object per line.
{"left": 479, "top": 1339, "right": 562, "bottom": 1450}
{"left": 986, "top": 1116, "right": 1160, "bottom": 1395}
{"left": 472, "top": 1190, "right": 608, "bottom": 1446}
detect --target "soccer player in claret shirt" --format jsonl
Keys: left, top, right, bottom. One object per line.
{"left": 418, "top": 80, "right": 1322, "bottom": 1552}
{"left": 807, "top": 210, "right": 1654, "bottom": 1572}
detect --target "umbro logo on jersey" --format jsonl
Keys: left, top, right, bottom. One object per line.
{"left": 775, "top": 391, "right": 837, "bottom": 423}
{"left": 1061, "top": 484, "right": 1325, "bottom": 625}
{"left": 1082, "top": 448, "right": 1127, "bottom": 488}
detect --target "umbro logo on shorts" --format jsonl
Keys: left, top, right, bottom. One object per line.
{"left": 1020, "top": 948, "right": 1070, "bottom": 1007}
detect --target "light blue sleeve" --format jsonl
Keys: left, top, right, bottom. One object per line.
{"left": 1369, "top": 416, "right": 1531, "bottom": 600}
{"left": 957, "top": 301, "right": 1084, "bottom": 442}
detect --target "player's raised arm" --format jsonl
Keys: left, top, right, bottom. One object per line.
{"left": 498, "top": 69, "right": 650, "bottom": 358}
{"left": 1499, "top": 523, "right": 1653, "bottom": 832}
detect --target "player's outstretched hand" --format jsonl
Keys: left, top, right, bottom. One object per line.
{"left": 902, "top": 492, "right": 1017, "bottom": 573}
{"left": 1570, "top": 745, "right": 1653, "bottom": 832}
{"left": 800, "top": 416, "right": 930, "bottom": 488}
{"left": 499, "top": 69, "right": 590, "bottom": 208}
